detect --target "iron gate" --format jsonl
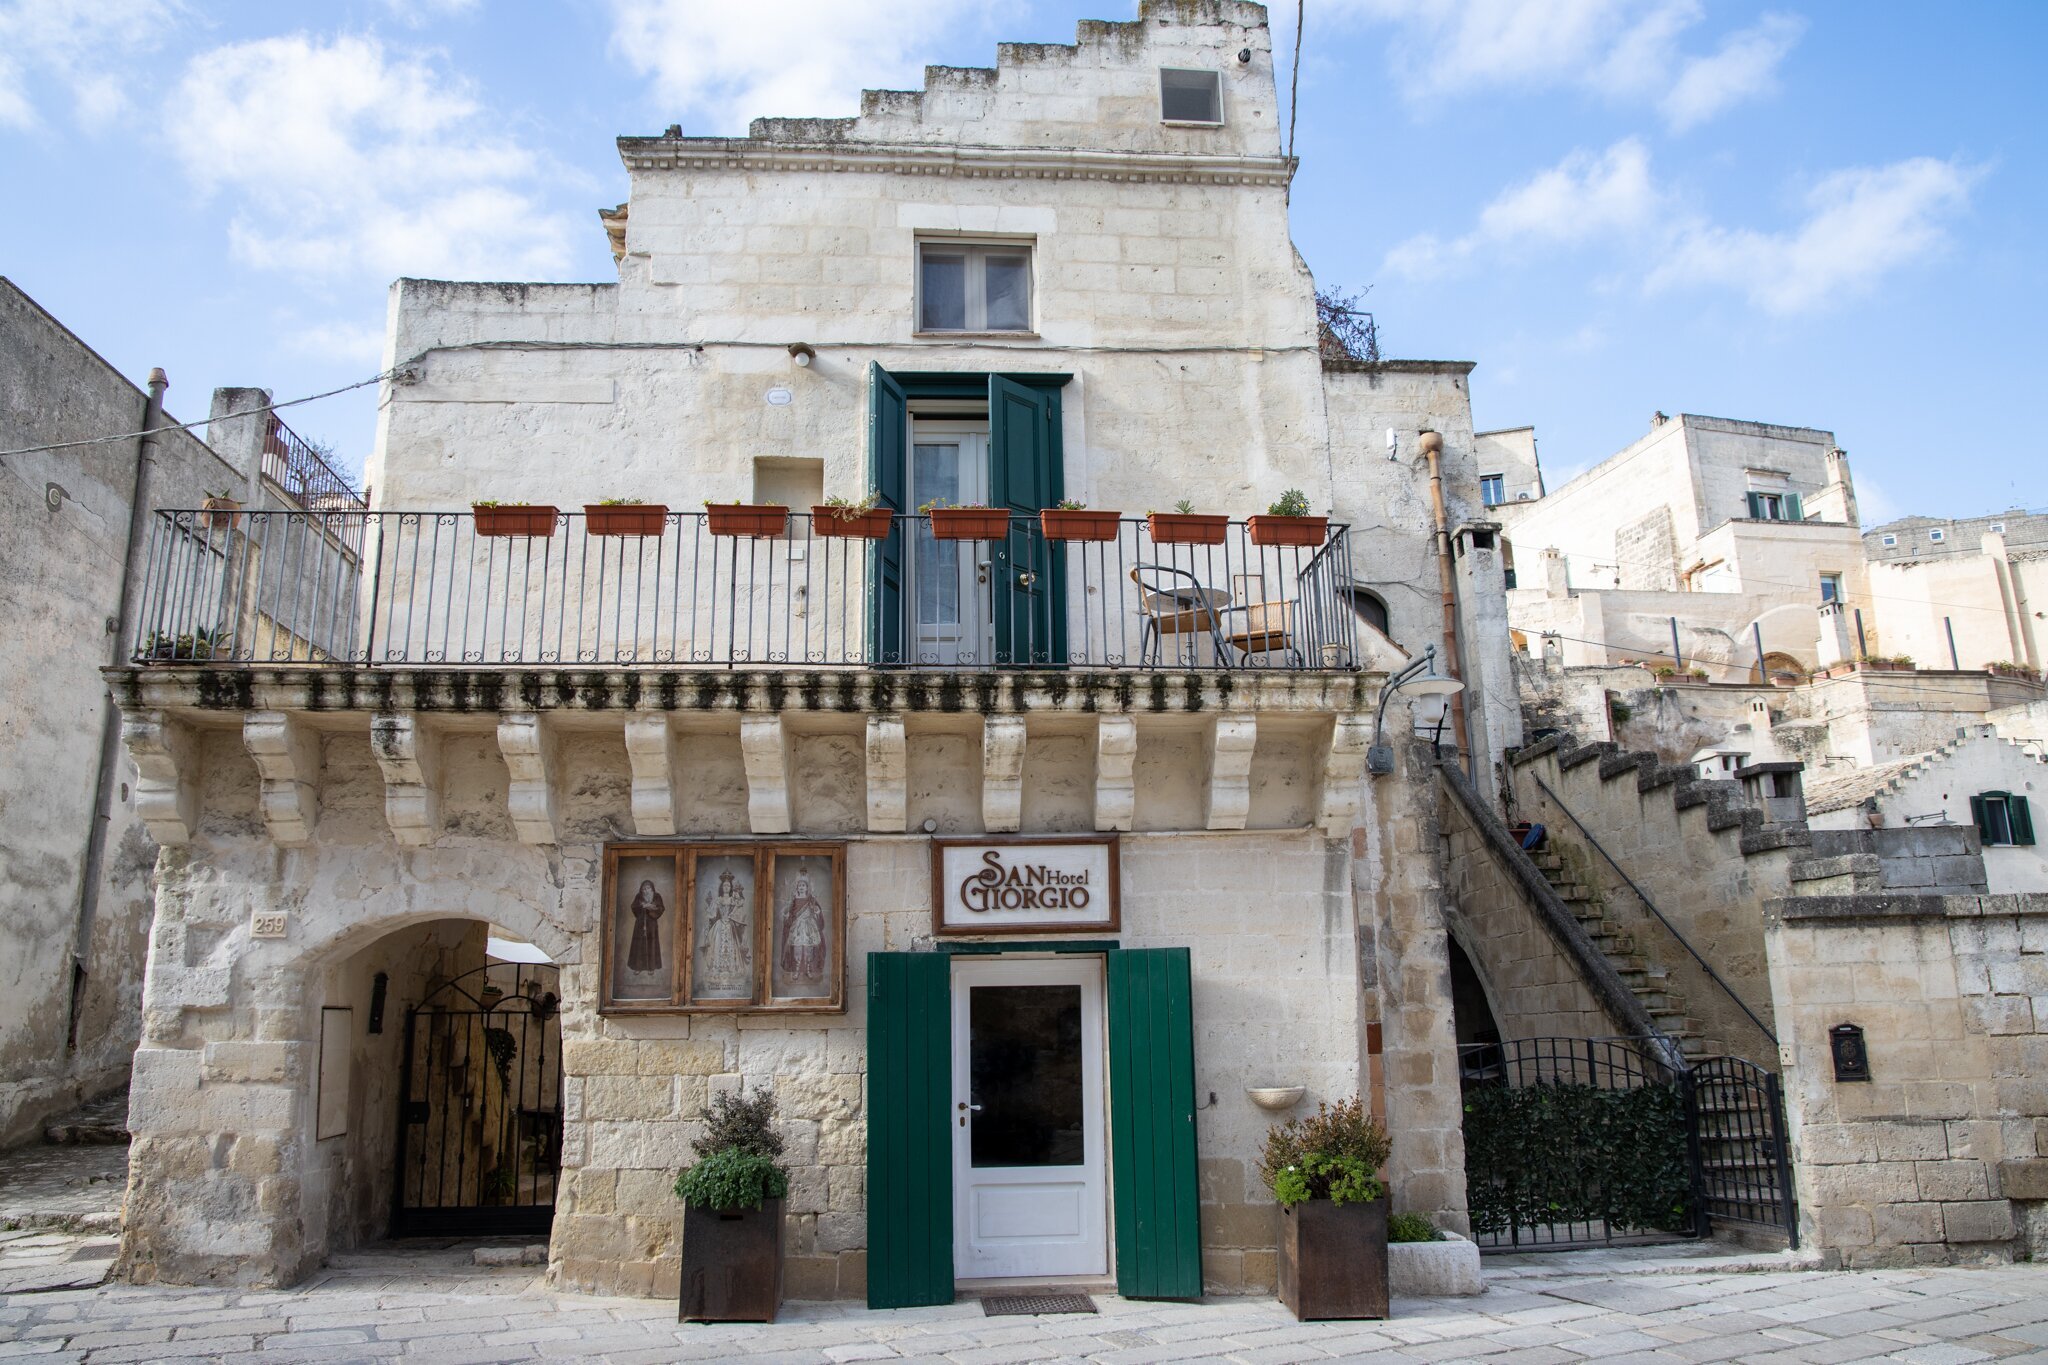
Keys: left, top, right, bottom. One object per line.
{"left": 1457, "top": 1037, "right": 1798, "bottom": 1251}
{"left": 393, "top": 963, "right": 563, "bottom": 1237}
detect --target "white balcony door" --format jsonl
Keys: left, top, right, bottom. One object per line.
{"left": 909, "top": 420, "right": 992, "bottom": 665}
{"left": 950, "top": 956, "right": 1109, "bottom": 1281}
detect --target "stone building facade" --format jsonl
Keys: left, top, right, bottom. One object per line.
{"left": 108, "top": 2, "right": 1515, "bottom": 1303}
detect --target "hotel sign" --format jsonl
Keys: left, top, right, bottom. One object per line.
{"left": 931, "top": 836, "right": 1121, "bottom": 936}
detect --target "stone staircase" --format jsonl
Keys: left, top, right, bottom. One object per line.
{"left": 1525, "top": 845, "right": 1708, "bottom": 1061}
{"left": 0, "top": 1093, "right": 129, "bottom": 1238}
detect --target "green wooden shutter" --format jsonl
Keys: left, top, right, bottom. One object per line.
{"left": 2012, "top": 795, "right": 2036, "bottom": 846}
{"left": 1746, "top": 492, "right": 1765, "bottom": 520}
{"left": 987, "top": 375, "right": 1066, "bottom": 666}
{"left": 866, "top": 363, "right": 909, "bottom": 664}
{"left": 1785, "top": 492, "right": 1806, "bottom": 521}
{"left": 865, "top": 951, "right": 952, "bottom": 1308}
{"left": 1107, "top": 947, "right": 1202, "bottom": 1299}
{"left": 1971, "top": 793, "right": 1991, "bottom": 842}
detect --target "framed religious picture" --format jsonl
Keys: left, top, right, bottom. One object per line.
{"left": 687, "top": 849, "right": 759, "bottom": 1007}
{"left": 768, "top": 846, "right": 844, "bottom": 1008}
{"left": 602, "top": 847, "right": 685, "bottom": 1012}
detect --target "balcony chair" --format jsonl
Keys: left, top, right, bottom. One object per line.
{"left": 1129, "top": 564, "right": 1234, "bottom": 668}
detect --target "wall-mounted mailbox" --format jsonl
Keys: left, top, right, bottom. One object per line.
{"left": 1829, "top": 1022, "right": 1869, "bottom": 1082}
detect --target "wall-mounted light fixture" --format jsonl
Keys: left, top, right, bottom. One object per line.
{"left": 1238, "top": 47, "right": 1252, "bottom": 63}
{"left": 788, "top": 342, "right": 816, "bottom": 367}
{"left": 1367, "top": 644, "right": 1464, "bottom": 776}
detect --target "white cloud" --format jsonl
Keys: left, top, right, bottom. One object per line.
{"left": 1386, "top": 142, "right": 1978, "bottom": 316}
{"left": 605, "top": 0, "right": 1000, "bottom": 133}
{"left": 165, "top": 34, "right": 576, "bottom": 282}
{"left": 0, "top": 0, "right": 179, "bottom": 130}
{"left": 1322, "top": 0, "right": 1802, "bottom": 131}
{"left": 1385, "top": 139, "right": 1661, "bottom": 278}
{"left": 289, "top": 317, "right": 390, "bottom": 365}
{"left": 1647, "top": 157, "right": 1979, "bottom": 314}
{"left": 379, "top": 0, "right": 480, "bottom": 27}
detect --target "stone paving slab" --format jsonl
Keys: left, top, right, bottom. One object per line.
{"left": 3, "top": 1235, "right": 2048, "bottom": 1363}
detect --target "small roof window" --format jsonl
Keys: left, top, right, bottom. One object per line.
{"left": 1160, "top": 68, "right": 1223, "bottom": 124}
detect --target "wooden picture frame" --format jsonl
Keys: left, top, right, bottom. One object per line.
{"left": 601, "top": 842, "right": 846, "bottom": 1015}
{"left": 931, "top": 834, "right": 1121, "bottom": 937}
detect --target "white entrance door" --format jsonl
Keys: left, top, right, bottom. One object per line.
{"left": 950, "top": 956, "right": 1108, "bottom": 1281}
{"left": 909, "top": 421, "right": 992, "bottom": 666}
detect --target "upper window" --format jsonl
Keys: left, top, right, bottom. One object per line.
{"left": 1972, "top": 791, "right": 2036, "bottom": 847}
{"left": 1480, "top": 474, "right": 1505, "bottom": 507}
{"left": 1928, "top": 528, "right": 1947, "bottom": 543}
{"left": 1881, "top": 534, "right": 1898, "bottom": 547}
{"left": 1819, "top": 572, "right": 1842, "bottom": 603}
{"left": 918, "top": 241, "right": 1033, "bottom": 334}
{"left": 1746, "top": 490, "right": 1803, "bottom": 522}
{"left": 1159, "top": 68, "right": 1223, "bottom": 124}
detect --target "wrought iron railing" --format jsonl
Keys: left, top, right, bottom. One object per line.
{"left": 262, "top": 414, "right": 366, "bottom": 512}
{"left": 130, "top": 509, "right": 1365, "bottom": 671}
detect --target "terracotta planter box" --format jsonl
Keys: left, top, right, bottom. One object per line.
{"left": 1247, "top": 514, "right": 1329, "bottom": 548}
{"left": 584, "top": 503, "right": 668, "bottom": 537}
{"left": 679, "top": 1197, "right": 783, "bottom": 1323}
{"left": 473, "top": 504, "right": 559, "bottom": 537}
{"left": 706, "top": 503, "right": 789, "bottom": 538}
{"left": 928, "top": 508, "right": 1011, "bottom": 541}
{"left": 1146, "top": 512, "right": 1229, "bottom": 545}
{"left": 811, "top": 506, "right": 893, "bottom": 539}
{"left": 1858, "top": 660, "right": 1913, "bottom": 673}
{"left": 1989, "top": 665, "right": 2040, "bottom": 682}
{"left": 1040, "top": 508, "right": 1122, "bottom": 542}
{"left": 1277, "top": 1195, "right": 1389, "bottom": 1322}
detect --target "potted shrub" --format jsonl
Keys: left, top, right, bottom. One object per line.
{"left": 1147, "top": 498, "right": 1229, "bottom": 546}
{"left": 811, "top": 493, "right": 893, "bottom": 540}
{"left": 674, "top": 1088, "right": 788, "bottom": 1323}
{"left": 706, "top": 501, "right": 789, "bottom": 538}
{"left": 200, "top": 489, "right": 242, "bottom": 531}
{"left": 141, "top": 627, "right": 229, "bottom": 662}
{"left": 1859, "top": 654, "right": 1914, "bottom": 673}
{"left": 1041, "top": 499, "right": 1121, "bottom": 543}
{"left": 922, "top": 500, "right": 1010, "bottom": 541}
{"left": 1247, "top": 489, "right": 1329, "bottom": 548}
{"left": 1988, "top": 660, "right": 2041, "bottom": 682}
{"left": 472, "top": 500, "right": 559, "bottom": 538}
{"left": 585, "top": 498, "right": 668, "bottom": 537}
{"left": 1262, "top": 1095, "right": 1391, "bottom": 1321}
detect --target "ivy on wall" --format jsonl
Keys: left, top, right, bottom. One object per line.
{"left": 1462, "top": 1080, "right": 1694, "bottom": 1238}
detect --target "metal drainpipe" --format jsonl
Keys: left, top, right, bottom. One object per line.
{"left": 65, "top": 368, "right": 168, "bottom": 1050}
{"left": 1419, "top": 430, "right": 1472, "bottom": 774}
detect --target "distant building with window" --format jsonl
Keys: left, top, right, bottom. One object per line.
{"left": 1861, "top": 508, "right": 2048, "bottom": 673}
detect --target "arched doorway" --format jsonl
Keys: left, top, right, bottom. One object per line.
{"left": 393, "top": 958, "right": 563, "bottom": 1237}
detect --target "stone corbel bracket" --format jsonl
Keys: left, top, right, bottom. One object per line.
{"left": 623, "top": 715, "right": 679, "bottom": 837}
{"left": 243, "top": 711, "right": 321, "bottom": 847}
{"left": 741, "top": 715, "right": 792, "bottom": 834}
{"left": 865, "top": 714, "right": 908, "bottom": 833}
{"left": 1207, "top": 713, "right": 1258, "bottom": 831}
{"left": 499, "top": 712, "right": 561, "bottom": 845}
{"left": 1318, "top": 714, "right": 1371, "bottom": 839}
{"left": 371, "top": 713, "right": 442, "bottom": 848}
{"left": 1094, "top": 716, "right": 1137, "bottom": 832}
{"left": 124, "top": 709, "right": 198, "bottom": 846}
{"left": 983, "top": 715, "right": 1027, "bottom": 833}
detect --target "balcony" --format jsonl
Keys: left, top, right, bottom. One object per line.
{"left": 130, "top": 509, "right": 1366, "bottom": 672}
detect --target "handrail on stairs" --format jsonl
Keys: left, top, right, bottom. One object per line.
{"left": 1526, "top": 771, "right": 1778, "bottom": 1048}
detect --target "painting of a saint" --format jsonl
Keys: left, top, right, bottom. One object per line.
{"left": 771, "top": 853, "right": 837, "bottom": 1001}
{"left": 779, "top": 877, "right": 826, "bottom": 982}
{"left": 626, "top": 879, "right": 666, "bottom": 973}
{"left": 691, "top": 854, "right": 755, "bottom": 1001}
{"left": 610, "top": 854, "right": 677, "bottom": 1003}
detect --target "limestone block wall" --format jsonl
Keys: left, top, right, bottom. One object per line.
{"left": 1509, "top": 736, "right": 1797, "bottom": 1065}
{"left": 1765, "top": 893, "right": 2048, "bottom": 1267}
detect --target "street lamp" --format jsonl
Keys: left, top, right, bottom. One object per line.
{"left": 1366, "top": 645, "right": 1466, "bottom": 776}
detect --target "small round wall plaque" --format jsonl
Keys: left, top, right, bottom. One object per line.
{"left": 765, "top": 387, "right": 793, "bottom": 406}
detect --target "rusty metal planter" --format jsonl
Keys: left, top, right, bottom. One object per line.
{"left": 1276, "top": 1195, "right": 1388, "bottom": 1321}
{"left": 1246, "top": 515, "right": 1329, "bottom": 548}
{"left": 584, "top": 503, "right": 669, "bottom": 537}
{"left": 811, "top": 506, "right": 894, "bottom": 539}
{"left": 680, "top": 1196, "right": 784, "bottom": 1322}
{"left": 706, "top": 503, "right": 790, "bottom": 538}
{"left": 472, "top": 505, "right": 559, "bottom": 537}
{"left": 1145, "top": 512, "right": 1228, "bottom": 545}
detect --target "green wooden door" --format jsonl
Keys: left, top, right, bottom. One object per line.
{"left": 866, "top": 363, "right": 910, "bottom": 664}
{"left": 1107, "top": 947, "right": 1203, "bottom": 1298}
{"left": 987, "top": 374, "right": 1066, "bottom": 666}
{"left": 866, "top": 951, "right": 953, "bottom": 1308}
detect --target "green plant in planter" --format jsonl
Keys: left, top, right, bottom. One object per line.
{"left": 1174, "top": 498, "right": 1195, "bottom": 514}
{"left": 597, "top": 496, "right": 646, "bottom": 506}
{"left": 1054, "top": 498, "right": 1087, "bottom": 510}
{"left": 1387, "top": 1212, "right": 1442, "bottom": 1243}
{"left": 1259, "top": 1096, "right": 1390, "bottom": 1206}
{"left": 1268, "top": 488, "right": 1313, "bottom": 518}
{"left": 822, "top": 491, "right": 881, "bottom": 518}
{"left": 472, "top": 498, "right": 502, "bottom": 508}
{"left": 673, "top": 1087, "right": 790, "bottom": 1210}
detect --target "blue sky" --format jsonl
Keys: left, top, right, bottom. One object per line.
{"left": 2, "top": 0, "right": 2040, "bottom": 524}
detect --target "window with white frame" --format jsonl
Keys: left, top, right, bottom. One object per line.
{"left": 1972, "top": 790, "right": 2036, "bottom": 847}
{"left": 1928, "top": 528, "right": 1946, "bottom": 542}
{"left": 1159, "top": 68, "right": 1223, "bottom": 123}
{"left": 917, "top": 240, "right": 1033, "bottom": 333}
{"left": 1881, "top": 533, "right": 1898, "bottom": 547}
{"left": 1480, "top": 474, "right": 1505, "bottom": 506}
{"left": 1819, "top": 572, "right": 1842, "bottom": 603}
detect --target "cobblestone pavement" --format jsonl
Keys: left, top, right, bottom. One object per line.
{"left": 0, "top": 1144, "right": 126, "bottom": 1233}
{"left": 3, "top": 1236, "right": 2048, "bottom": 1363}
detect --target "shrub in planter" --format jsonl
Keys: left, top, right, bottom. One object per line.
{"left": 922, "top": 501, "right": 1011, "bottom": 541}
{"left": 674, "top": 1089, "right": 788, "bottom": 1323}
{"left": 706, "top": 502, "right": 789, "bottom": 538}
{"left": 1261, "top": 1096, "right": 1391, "bottom": 1321}
{"left": 1388, "top": 1213, "right": 1441, "bottom": 1243}
{"left": 1988, "top": 661, "right": 2041, "bottom": 682}
{"left": 1041, "top": 499, "right": 1121, "bottom": 542}
{"left": 812, "top": 494, "right": 893, "bottom": 540}
{"left": 1247, "top": 489, "right": 1329, "bottom": 548}
{"left": 1147, "top": 498, "right": 1228, "bottom": 545}
{"left": 585, "top": 499, "right": 669, "bottom": 537}
{"left": 472, "top": 501, "right": 560, "bottom": 537}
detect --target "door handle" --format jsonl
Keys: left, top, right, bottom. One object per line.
{"left": 976, "top": 561, "right": 991, "bottom": 585}
{"left": 957, "top": 1102, "right": 983, "bottom": 1112}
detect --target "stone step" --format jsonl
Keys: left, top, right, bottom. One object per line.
{"left": 42, "top": 1093, "right": 131, "bottom": 1148}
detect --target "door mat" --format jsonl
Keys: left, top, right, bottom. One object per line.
{"left": 981, "top": 1293, "right": 1098, "bottom": 1316}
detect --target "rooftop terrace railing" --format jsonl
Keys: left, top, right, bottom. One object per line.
{"left": 131, "top": 509, "right": 1364, "bottom": 672}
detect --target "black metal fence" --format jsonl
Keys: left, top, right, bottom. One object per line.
{"left": 131, "top": 509, "right": 1365, "bottom": 671}
{"left": 1692, "top": 1055, "right": 1799, "bottom": 1246}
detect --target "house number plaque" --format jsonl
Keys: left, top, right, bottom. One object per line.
{"left": 931, "top": 835, "right": 1120, "bottom": 936}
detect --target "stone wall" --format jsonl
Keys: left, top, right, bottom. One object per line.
{"left": 1764, "top": 893, "right": 2048, "bottom": 1267}
{"left": 1807, "top": 828, "right": 1989, "bottom": 895}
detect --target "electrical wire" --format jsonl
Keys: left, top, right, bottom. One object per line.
{"left": 1524, "top": 626, "right": 2037, "bottom": 696}
{"left": 0, "top": 369, "right": 394, "bottom": 462}
{"left": 1529, "top": 546, "right": 2027, "bottom": 618}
